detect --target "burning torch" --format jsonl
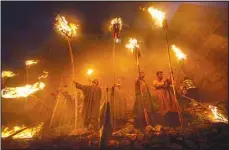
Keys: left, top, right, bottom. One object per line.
{"left": 125, "top": 38, "right": 141, "bottom": 74}
{"left": 87, "top": 68, "right": 94, "bottom": 83}
{"left": 125, "top": 38, "right": 150, "bottom": 125}
{"left": 1, "top": 71, "right": 16, "bottom": 88}
{"left": 147, "top": 7, "right": 183, "bottom": 126}
{"left": 25, "top": 60, "right": 39, "bottom": 85}
{"left": 109, "top": 17, "right": 122, "bottom": 88}
{"left": 171, "top": 45, "right": 187, "bottom": 81}
{"left": 54, "top": 14, "right": 79, "bottom": 130}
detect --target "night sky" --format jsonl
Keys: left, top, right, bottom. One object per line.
{"left": 1, "top": 1, "right": 227, "bottom": 68}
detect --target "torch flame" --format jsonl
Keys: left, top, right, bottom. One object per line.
{"left": 109, "top": 17, "right": 122, "bottom": 31}
{"left": 2, "top": 123, "right": 44, "bottom": 139}
{"left": 1, "top": 82, "right": 45, "bottom": 99}
{"left": 25, "top": 60, "right": 39, "bottom": 67}
{"left": 2, "top": 71, "right": 16, "bottom": 78}
{"left": 55, "top": 14, "right": 78, "bottom": 38}
{"left": 209, "top": 105, "right": 228, "bottom": 123}
{"left": 125, "top": 38, "right": 139, "bottom": 53}
{"left": 38, "top": 71, "right": 48, "bottom": 80}
{"left": 87, "top": 69, "right": 94, "bottom": 76}
{"left": 148, "top": 7, "right": 165, "bottom": 27}
{"left": 171, "top": 45, "right": 187, "bottom": 60}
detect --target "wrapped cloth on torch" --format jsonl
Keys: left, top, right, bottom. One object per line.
{"left": 112, "top": 22, "right": 120, "bottom": 39}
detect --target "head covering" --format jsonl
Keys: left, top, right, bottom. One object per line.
{"left": 156, "top": 71, "right": 163, "bottom": 76}
{"left": 92, "top": 79, "right": 99, "bottom": 85}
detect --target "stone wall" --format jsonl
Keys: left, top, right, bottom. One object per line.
{"left": 169, "top": 3, "right": 228, "bottom": 102}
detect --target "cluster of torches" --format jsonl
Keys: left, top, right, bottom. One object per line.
{"left": 1, "top": 7, "right": 227, "bottom": 139}
{"left": 1, "top": 60, "right": 46, "bottom": 99}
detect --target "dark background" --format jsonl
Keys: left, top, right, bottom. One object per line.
{"left": 1, "top": 1, "right": 227, "bottom": 68}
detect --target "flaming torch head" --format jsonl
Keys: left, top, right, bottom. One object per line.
{"left": 87, "top": 69, "right": 94, "bottom": 76}
{"left": 110, "top": 17, "right": 122, "bottom": 31}
{"left": 148, "top": 7, "right": 165, "bottom": 28}
{"left": 25, "top": 60, "right": 39, "bottom": 67}
{"left": 2, "top": 71, "right": 15, "bottom": 78}
{"left": 1, "top": 82, "right": 45, "bottom": 99}
{"left": 55, "top": 14, "right": 79, "bottom": 39}
{"left": 125, "top": 38, "right": 140, "bottom": 53}
{"left": 171, "top": 45, "right": 187, "bottom": 61}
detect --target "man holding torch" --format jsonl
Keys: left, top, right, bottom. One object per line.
{"left": 133, "top": 71, "right": 154, "bottom": 131}
{"left": 153, "top": 71, "right": 181, "bottom": 127}
{"left": 73, "top": 79, "right": 102, "bottom": 131}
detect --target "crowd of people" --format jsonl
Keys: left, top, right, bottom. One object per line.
{"left": 73, "top": 71, "right": 200, "bottom": 132}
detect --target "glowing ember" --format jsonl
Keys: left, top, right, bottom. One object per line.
{"left": 38, "top": 71, "right": 48, "bottom": 80}
{"left": 25, "top": 60, "right": 39, "bottom": 67}
{"left": 2, "top": 71, "right": 16, "bottom": 78}
{"left": 209, "top": 105, "right": 228, "bottom": 123}
{"left": 1, "top": 82, "right": 45, "bottom": 99}
{"left": 2, "top": 123, "right": 44, "bottom": 139}
{"left": 55, "top": 14, "right": 79, "bottom": 38}
{"left": 148, "top": 7, "right": 165, "bottom": 27}
{"left": 171, "top": 45, "right": 187, "bottom": 60}
{"left": 109, "top": 17, "right": 122, "bottom": 31}
{"left": 125, "top": 38, "right": 139, "bottom": 53}
{"left": 87, "top": 69, "right": 94, "bottom": 76}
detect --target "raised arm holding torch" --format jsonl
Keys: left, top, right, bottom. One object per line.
{"left": 147, "top": 7, "right": 183, "bottom": 126}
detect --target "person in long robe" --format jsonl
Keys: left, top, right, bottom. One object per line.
{"left": 74, "top": 79, "right": 101, "bottom": 130}
{"left": 110, "top": 79, "right": 127, "bottom": 130}
{"left": 133, "top": 71, "right": 154, "bottom": 131}
{"left": 153, "top": 71, "right": 180, "bottom": 126}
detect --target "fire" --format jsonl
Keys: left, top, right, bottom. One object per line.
{"left": 55, "top": 14, "right": 79, "bottom": 38}
{"left": 1, "top": 82, "right": 45, "bottom": 99}
{"left": 38, "top": 70, "right": 48, "bottom": 80}
{"left": 209, "top": 105, "right": 228, "bottom": 123}
{"left": 25, "top": 60, "right": 39, "bottom": 67}
{"left": 148, "top": 7, "right": 165, "bottom": 27}
{"left": 109, "top": 17, "right": 122, "bottom": 31}
{"left": 2, "top": 123, "right": 44, "bottom": 139}
{"left": 125, "top": 38, "right": 139, "bottom": 53}
{"left": 2, "top": 71, "right": 16, "bottom": 78}
{"left": 87, "top": 69, "right": 94, "bottom": 76}
{"left": 171, "top": 45, "right": 187, "bottom": 60}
